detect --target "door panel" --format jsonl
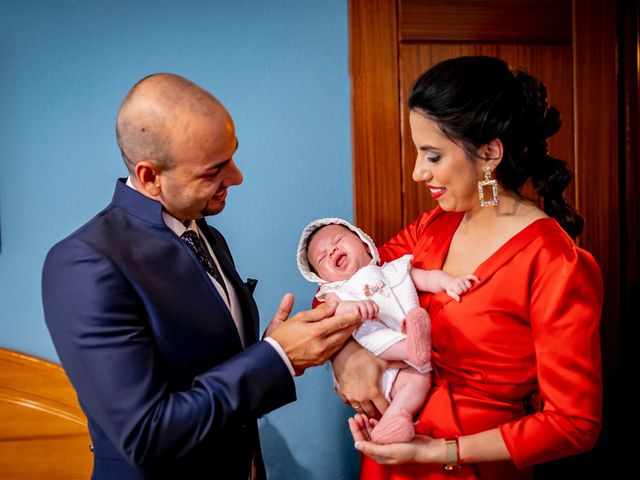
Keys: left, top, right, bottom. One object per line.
{"left": 399, "top": 0, "right": 572, "bottom": 43}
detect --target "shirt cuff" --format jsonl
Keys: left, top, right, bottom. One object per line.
{"left": 263, "top": 337, "right": 295, "bottom": 377}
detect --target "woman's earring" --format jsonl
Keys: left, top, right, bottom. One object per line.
{"left": 478, "top": 166, "right": 499, "bottom": 207}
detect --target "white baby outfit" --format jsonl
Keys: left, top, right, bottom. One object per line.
{"left": 297, "top": 218, "right": 432, "bottom": 401}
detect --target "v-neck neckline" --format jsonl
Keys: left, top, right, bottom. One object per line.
{"left": 435, "top": 213, "right": 559, "bottom": 282}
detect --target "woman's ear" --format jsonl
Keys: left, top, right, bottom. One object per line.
{"left": 479, "top": 138, "right": 503, "bottom": 170}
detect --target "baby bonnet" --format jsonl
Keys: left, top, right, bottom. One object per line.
{"left": 296, "top": 217, "right": 380, "bottom": 284}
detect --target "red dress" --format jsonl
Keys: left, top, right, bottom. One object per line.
{"left": 361, "top": 208, "right": 603, "bottom": 480}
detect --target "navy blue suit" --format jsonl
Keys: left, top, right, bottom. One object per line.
{"left": 42, "top": 179, "right": 296, "bottom": 479}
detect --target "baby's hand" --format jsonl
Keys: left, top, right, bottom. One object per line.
{"left": 337, "top": 300, "right": 379, "bottom": 320}
{"left": 444, "top": 275, "right": 479, "bottom": 302}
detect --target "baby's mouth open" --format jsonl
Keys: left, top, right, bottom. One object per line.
{"left": 335, "top": 253, "right": 347, "bottom": 269}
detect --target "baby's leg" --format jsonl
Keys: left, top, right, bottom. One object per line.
{"left": 377, "top": 307, "right": 431, "bottom": 365}
{"left": 371, "top": 369, "right": 432, "bottom": 444}
{"left": 405, "top": 307, "right": 431, "bottom": 365}
{"left": 386, "top": 368, "right": 432, "bottom": 418}
{"left": 376, "top": 339, "right": 409, "bottom": 362}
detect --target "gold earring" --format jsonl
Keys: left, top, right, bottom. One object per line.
{"left": 478, "top": 166, "right": 499, "bottom": 207}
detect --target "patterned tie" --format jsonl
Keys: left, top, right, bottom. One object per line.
{"left": 181, "top": 230, "right": 228, "bottom": 298}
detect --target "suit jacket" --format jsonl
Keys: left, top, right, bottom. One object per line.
{"left": 42, "top": 179, "right": 296, "bottom": 479}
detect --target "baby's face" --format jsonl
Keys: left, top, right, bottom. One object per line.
{"left": 307, "top": 224, "right": 372, "bottom": 282}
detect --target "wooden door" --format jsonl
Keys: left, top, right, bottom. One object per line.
{"left": 350, "top": 0, "right": 621, "bottom": 475}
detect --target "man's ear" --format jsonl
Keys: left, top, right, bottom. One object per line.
{"left": 134, "top": 161, "right": 162, "bottom": 198}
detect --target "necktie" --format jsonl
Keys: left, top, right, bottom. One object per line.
{"left": 181, "top": 230, "right": 228, "bottom": 298}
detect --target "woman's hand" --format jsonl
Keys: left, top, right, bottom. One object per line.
{"left": 332, "top": 339, "right": 402, "bottom": 418}
{"left": 349, "top": 413, "right": 444, "bottom": 464}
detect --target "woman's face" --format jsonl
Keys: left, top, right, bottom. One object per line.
{"left": 409, "top": 110, "right": 483, "bottom": 213}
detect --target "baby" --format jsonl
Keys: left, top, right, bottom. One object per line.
{"left": 297, "top": 218, "right": 477, "bottom": 444}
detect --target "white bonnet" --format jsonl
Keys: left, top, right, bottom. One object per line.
{"left": 296, "top": 217, "right": 379, "bottom": 284}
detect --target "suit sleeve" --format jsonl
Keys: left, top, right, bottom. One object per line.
{"left": 499, "top": 248, "right": 603, "bottom": 468}
{"left": 42, "top": 237, "right": 296, "bottom": 467}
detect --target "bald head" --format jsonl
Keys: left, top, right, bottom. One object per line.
{"left": 116, "top": 73, "right": 229, "bottom": 173}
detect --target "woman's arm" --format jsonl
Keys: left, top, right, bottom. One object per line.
{"left": 331, "top": 339, "right": 396, "bottom": 418}
{"left": 499, "top": 248, "right": 603, "bottom": 468}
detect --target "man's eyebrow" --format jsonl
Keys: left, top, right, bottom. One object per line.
{"left": 203, "top": 139, "right": 239, "bottom": 172}
{"left": 204, "top": 159, "right": 231, "bottom": 172}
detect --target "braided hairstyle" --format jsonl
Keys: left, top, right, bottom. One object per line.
{"left": 408, "top": 56, "right": 583, "bottom": 238}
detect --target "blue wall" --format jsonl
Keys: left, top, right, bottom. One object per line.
{"left": 0, "top": 1, "right": 357, "bottom": 478}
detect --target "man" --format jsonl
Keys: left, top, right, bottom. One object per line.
{"left": 42, "top": 74, "right": 360, "bottom": 479}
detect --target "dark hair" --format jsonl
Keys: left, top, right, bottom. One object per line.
{"left": 408, "top": 56, "right": 583, "bottom": 238}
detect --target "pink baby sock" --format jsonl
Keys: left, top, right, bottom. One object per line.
{"left": 405, "top": 307, "right": 431, "bottom": 366}
{"left": 371, "top": 408, "right": 415, "bottom": 444}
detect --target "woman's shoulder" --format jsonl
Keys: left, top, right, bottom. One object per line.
{"left": 524, "top": 219, "right": 603, "bottom": 304}
{"left": 528, "top": 218, "right": 600, "bottom": 272}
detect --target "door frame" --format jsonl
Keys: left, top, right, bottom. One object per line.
{"left": 349, "top": 0, "right": 626, "bottom": 470}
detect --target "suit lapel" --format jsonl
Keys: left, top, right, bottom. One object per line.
{"left": 198, "top": 222, "right": 260, "bottom": 344}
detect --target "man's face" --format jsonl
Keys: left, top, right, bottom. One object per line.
{"left": 158, "top": 111, "right": 243, "bottom": 222}
{"left": 307, "top": 224, "right": 373, "bottom": 282}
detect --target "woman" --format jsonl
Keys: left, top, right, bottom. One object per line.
{"left": 334, "top": 56, "right": 603, "bottom": 479}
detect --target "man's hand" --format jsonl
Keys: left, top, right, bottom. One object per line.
{"left": 267, "top": 293, "right": 361, "bottom": 376}
{"left": 331, "top": 339, "right": 404, "bottom": 419}
{"left": 263, "top": 292, "right": 295, "bottom": 338}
